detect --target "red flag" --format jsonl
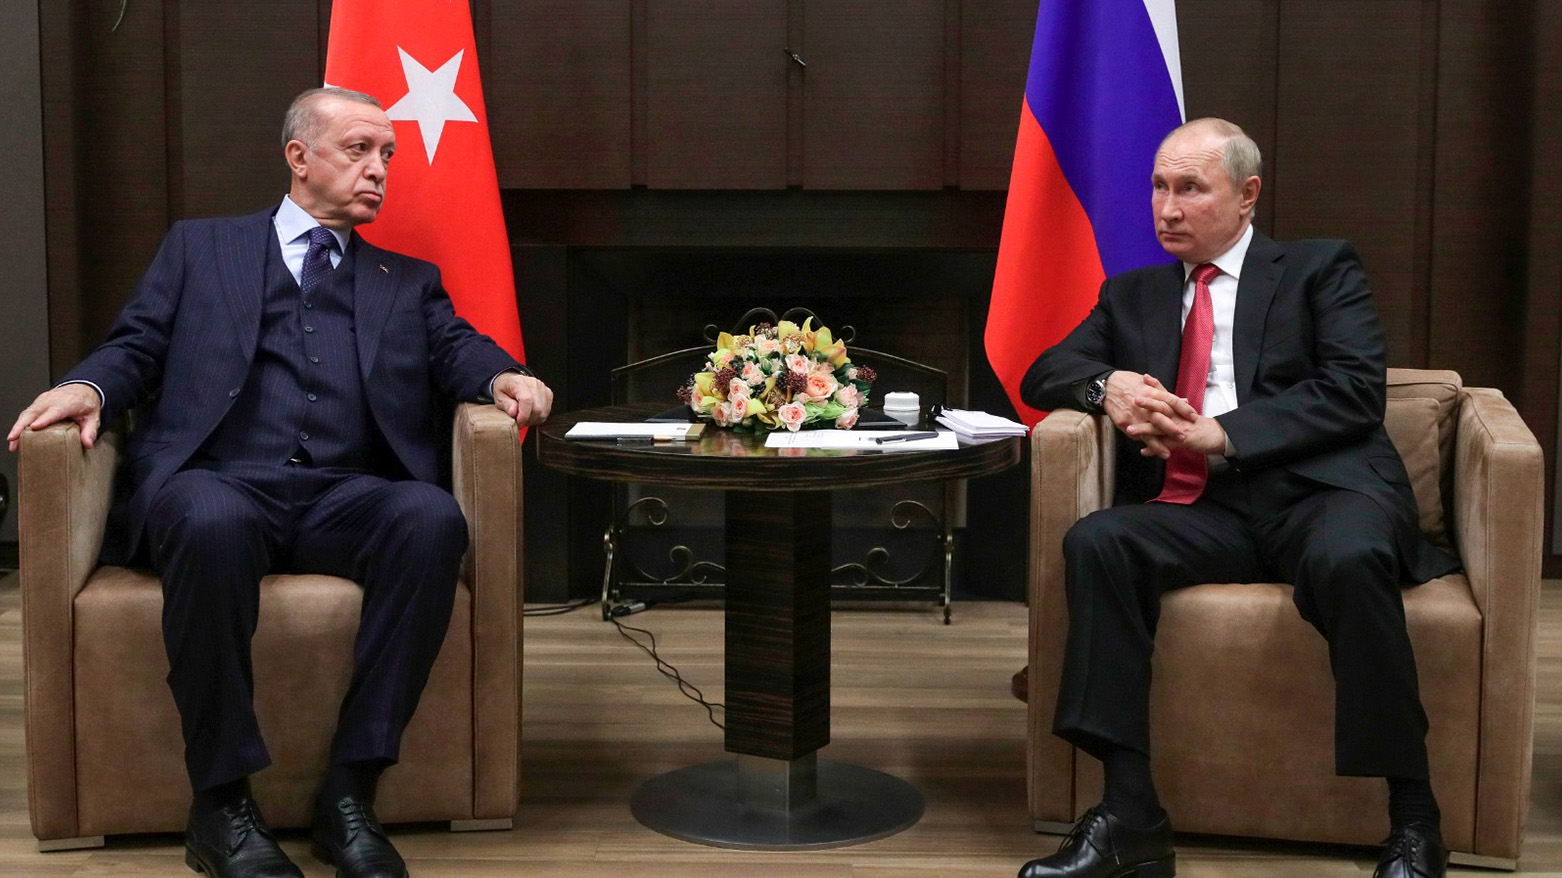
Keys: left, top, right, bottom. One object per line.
{"left": 324, "top": 0, "right": 524, "bottom": 363}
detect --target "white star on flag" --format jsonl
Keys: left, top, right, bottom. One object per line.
{"left": 383, "top": 47, "right": 477, "bottom": 164}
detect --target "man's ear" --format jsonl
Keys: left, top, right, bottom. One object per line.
{"left": 285, "top": 140, "right": 309, "bottom": 179}
{"left": 1239, "top": 175, "right": 1262, "bottom": 215}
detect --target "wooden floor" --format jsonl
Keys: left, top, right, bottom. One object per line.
{"left": 4, "top": 577, "right": 1562, "bottom": 876}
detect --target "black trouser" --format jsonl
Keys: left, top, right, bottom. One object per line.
{"left": 1054, "top": 467, "right": 1430, "bottom": 780}
{"left": 143, "top": 463, "right": 465, "bottom": 792}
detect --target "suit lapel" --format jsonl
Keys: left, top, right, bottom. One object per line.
{"left": 1233, "top": 231, "right": 1285, "bottom": 401}
{"left": 351, "top": 236, "right": 402, "bottom": 377}
{"left": 1145, "top": 261, "right": 1186, "bottom": 385}
{"left": 214, "top": 209, "right": 272, "bottom": 363}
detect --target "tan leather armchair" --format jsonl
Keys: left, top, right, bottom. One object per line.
{"left": 20, "top": 403, "right": 523, "bottom": 850}
{"left": 1025, "top": 369, "right": 1542, "bottom": 868}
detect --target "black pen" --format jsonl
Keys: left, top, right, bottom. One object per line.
{"left": 874, "top": 431, "right": 939, "bottom": 444}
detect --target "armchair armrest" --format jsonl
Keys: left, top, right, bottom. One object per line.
{"left": 449, "top": 402, "right": 522, "bottom": 819}
{"left": 19, "top": 423, "right": 120, "bottom": 840}
{"left": 1027, "top": 410, "right": 1114, "bottom": 825}
{"left": 1450, "top": 388, "right": 1543, "bottom": 859}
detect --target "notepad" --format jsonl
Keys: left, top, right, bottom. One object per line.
{"left": 933, "top": 407, "right": 1028, "bottom": 438}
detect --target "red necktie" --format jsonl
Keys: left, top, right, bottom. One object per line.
{"left": 1154, "top": 262, "right": 1219, "bottom": 504}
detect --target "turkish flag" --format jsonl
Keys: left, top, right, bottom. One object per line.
{"left": 324, "top": 0, "right": 524, "bottom": 363}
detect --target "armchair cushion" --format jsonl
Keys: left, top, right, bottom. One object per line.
{"left": 1384, "top": 396, "right": 1447, "bottom": 548}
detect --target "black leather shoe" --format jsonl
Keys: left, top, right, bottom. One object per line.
{"left": 185, "top": 794, "right": 303, "bottom": 878}
{"left": 1018, "top": 805, "right": 1175, "bottom": 878}
{"left": 1374, "top": 823, "right": 1448, "bottom": 878}
{"left": 311, "top": 793, "right": 408, "bottom": 878}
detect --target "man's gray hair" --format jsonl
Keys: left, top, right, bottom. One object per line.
{"left": 1162, "top": 117, "right": 1262, "bottom": 188}
{"left": 281, "top": 87, "right": 382, "bottom": 148}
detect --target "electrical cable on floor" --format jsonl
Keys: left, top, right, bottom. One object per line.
{"left": 522, "top": 598, "right": 597, "bottom": 617}
{"left": 609, "top": 608, "right": 725, "bottom": 730}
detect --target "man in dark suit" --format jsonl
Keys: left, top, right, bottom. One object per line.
{"left": 1015, "top": 118, "right": 1457, "bottom": 878}
{"left": 7, "top": 87, "right": 551, "bottom": 878}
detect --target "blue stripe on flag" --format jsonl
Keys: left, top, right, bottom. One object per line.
{"left": 1024, "top": 0, "right": 1184, "bottom": 275}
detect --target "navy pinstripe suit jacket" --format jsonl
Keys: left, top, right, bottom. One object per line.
{"left": 64, "top": 207, "right": 522, "bottom": 563}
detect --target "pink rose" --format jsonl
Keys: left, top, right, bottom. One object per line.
{"left": 729, "top": 396, "right": 749, "bottom": 421}
{"left": 834, "top": 384, "right": 860, "bottom": 408}
{"left": 785, "top": 353, "right": 810, "bottom": 375}
{"left": 756, "top": 336, "right": 782, "bottom": 355}
{"left": 741, "top": 362, "right": 764, "bottom": 384}
{"left": 778, "top": 402, "right": 808, "bottom": 431}
{"left": 712, "top": 401, "right": 734, "bottom": 427}
{"left": 803, "top": 372, "right": 838, "bottom": 403}
{"left": 728, "top": 378, "right": 751, "bottom": 400}
{"left": 835, "top": 407, "right": 859, "bottom": 429}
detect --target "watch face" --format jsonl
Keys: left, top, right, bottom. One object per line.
{"left": 1086, "top": 379, "right": 1106, "bottom": 406}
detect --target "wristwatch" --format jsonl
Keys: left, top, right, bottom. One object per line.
{"left": 1084, "top": 375, "right": 1109, "bottom": 411}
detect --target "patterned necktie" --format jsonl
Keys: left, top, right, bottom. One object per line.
{"left": 1154, "top": 262, "right": 1220, "bottom": 504}
{"left": 299, "top": 226, "right": 336, "bottom": 297}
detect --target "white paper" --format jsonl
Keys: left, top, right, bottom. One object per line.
{"left": 763, "top": 430, "right": 959, "bottom": 452}
{"left": 565, "top": 422, "right": 700, "bottom": 440}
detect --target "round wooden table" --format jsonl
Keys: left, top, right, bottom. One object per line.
{"left": 538, "top": 403, "right": 1021, "bottom": 850}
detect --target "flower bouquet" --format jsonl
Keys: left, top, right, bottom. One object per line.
{"left": 677, "top": 318, "right": 877, "bottom": 432}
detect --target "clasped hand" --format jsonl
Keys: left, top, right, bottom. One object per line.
{"left": 1101, "top": 371, "right": 1226, "bottom": 459}
{"left": 493, "top": 371, "right": 554, "bottom": 428}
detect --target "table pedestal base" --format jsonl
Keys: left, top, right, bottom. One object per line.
{"left": 630, "top": 754, "right": 923, "bottom": 850}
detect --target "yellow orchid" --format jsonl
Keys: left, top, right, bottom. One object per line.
{"left": 745, "top": 396, "right": 774, "bottom": 419}
{"left": 800, "top": 317, "right": 820, "bottom": 352}
{"left": 693, "top": 371, "right": 721, "bottom": 402}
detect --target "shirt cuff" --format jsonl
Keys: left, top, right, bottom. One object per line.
{"left": 487, "top": 366, "right": 534, "bottom": 401}
{"left": 57, "top": 379, "right": 106, "bottom": 410}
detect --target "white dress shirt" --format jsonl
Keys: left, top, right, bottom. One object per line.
{"left": 274, "top": 195, "right": 348, "bottom": 282}
{"left": 1179, "top": 222, "right": 1253, "bottom": 419}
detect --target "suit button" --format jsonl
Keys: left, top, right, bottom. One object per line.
{"left": 307, "top": 394, "right": 317, "bottom": 402}
{"left": 304, "top": 326, "right": 314, "bottom": 333}
{"left": 309, "top": 356, "right": 320, "bottom": 364}
{"left": 228, "top": 388, "right": 240, "bottom": 398}
{"left": 299, "top": 431, "right": 310, "bottom": 441}
{"left": 304, "top": 302, "right": 313, "bottom": 309}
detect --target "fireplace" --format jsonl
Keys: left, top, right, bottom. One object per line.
{"left": 507, "top": 191, "right": 1027, "bottom": 605}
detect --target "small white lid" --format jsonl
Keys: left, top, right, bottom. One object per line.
{"left": 882, "top": 391, "right": 919, "bottom": 410}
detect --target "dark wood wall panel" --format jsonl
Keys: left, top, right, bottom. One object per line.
{"left": 645, "top": 1, "right": 788, "bottom": 189}
{"left": 176, "top": 3, "right": 321, "bottom": 220}
{"left": 1177, "top": 0, "right": 1279, "bottom": 234}
{"left": 54, "top": 0, "right": 174, "bottom": 360}
{"left": 1272, "top": 1, "right": 1427, "bottom": 367}
{"left": 1428, "top": 0, "right": 1534, "bottom": 392}
{"left": 489, "top": 0, "right": 632, "bottom": 189}
{"left": 802, "top": 0, "right": 945, "bottom": 190}
{"left": 957, "top": 2, "right": 1035, "bottom": 191}
{"left": 1533, "top": 2, "right": 1562, "bottom": 552}
{"left": 39, "top": 1, "right": 84, "bottom": 375}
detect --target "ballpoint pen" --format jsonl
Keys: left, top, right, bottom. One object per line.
{"left": 874, "top": 431, "right": 939, "bottom": 444}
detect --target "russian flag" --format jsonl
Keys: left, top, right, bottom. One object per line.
{"left": 984, "top": 0, "right": 1185, "bottom": 426}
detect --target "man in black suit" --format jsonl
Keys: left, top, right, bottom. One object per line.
{"left": 7, "top": 87, "right": 551, "bottom": 878}
{"left": 1015, "top": 118, "right": 1457, "bottom": 878}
